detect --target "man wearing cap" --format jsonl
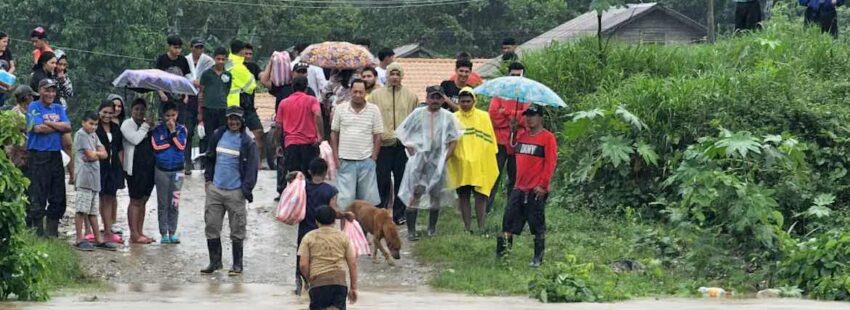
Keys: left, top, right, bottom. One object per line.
{"left": 179, "top": 38, "right": 212, "bottom": 175}
{"left": 226, "top": 40, "right": 263, "bottom": 168}
{"left": 274, "top": 76, "right": 324, "bottom": 195}
{"left": 202, "top": 106, "right": 259, "bottom": 276}
{"left": 370, "top": 62, "right": 419, "bottom": 224}
{"left": 25, "top": 79, "right": 71, "bottom": 237}
{"left": 418, "top": 85, "right": 456, "bottom": 112}
{"left": 2, "top": 85, "right": 38, "bottom": 170}
{"left": 199, "top": 47, "right": 232, "bottom": 158}
{"left": 486, "top": 62, "right": 528, "bottom": 213}
{"left": 30, "top": 26, "right": 53, "bottom": 63}
{"left": 395, "top": 85, "right": 462, "bottom": 240}
{"left": 447, "top": 87, "right": 499, "bottom": 234}
{"left": 497, "top": 105, "right": 557, "bottom": 268}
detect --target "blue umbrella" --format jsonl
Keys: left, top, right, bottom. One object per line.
{"left": 473, "top": 76, "right": 566, "bottom": 108}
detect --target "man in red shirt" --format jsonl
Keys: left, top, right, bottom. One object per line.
{"left": 275, "top": 76, "right": 324, "bottom": 194}
{"left": 30, "top": 27, "right": 53, "bottom": 63}
{"left": 496, "top": 105, "right": 557, "bottom": 268}
{"left": 487, "top": 62, "right": 527, "bottom": 213}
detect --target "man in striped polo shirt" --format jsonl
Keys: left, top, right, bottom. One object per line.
{"left": 330, "top": 79, "right": 384, "bottom": 210}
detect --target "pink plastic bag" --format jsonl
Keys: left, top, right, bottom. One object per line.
{"left": 275, "top": 171, "right": 306, "bottom": 225}
{"left": 319, "top": 141, "right": 337, "bottom": 181}
{"left": 344, "top": 219, "right": 371, "bottom": 257}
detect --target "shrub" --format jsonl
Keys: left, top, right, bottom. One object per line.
{"left": 0, "top": 111, "right": 48, "bottom": 300}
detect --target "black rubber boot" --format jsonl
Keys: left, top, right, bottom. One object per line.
{"left": 530, "top": 238, "right": 545, "bottom": 268}
{"left": 427, "top": 210, "right": 439, "bottom": 236}
{"left": 496, "top": 236, "right": 507, "bottom": 257}
{"left": 507, "top": 235, "right": 514, "bottom": 251}
{"left": 45, "top": 218, "right": 60, "bottom": 238}
{"left": 229, "top": 239, "right": 243, "bottom": 276}
{"left": 200, "top": 238, "right": 223, "bottom": 274}
{"left": 406, "top": 210, "right": 419, "bottom": 241}
{"left": 28, "top": 216, "right": 45, "bottom": 237}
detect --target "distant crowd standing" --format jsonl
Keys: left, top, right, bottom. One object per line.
{"left": 1, "top": 27, "right": 563, "bottom": 308}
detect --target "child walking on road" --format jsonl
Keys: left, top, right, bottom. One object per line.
{"left": 295, "top": 158, "right": 339, "bottom": 296}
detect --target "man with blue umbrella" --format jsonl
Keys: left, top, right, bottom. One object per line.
{"left": 487, "top": 62, "right": 527, "bottom": 213}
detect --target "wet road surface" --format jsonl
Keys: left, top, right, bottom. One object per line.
{"left": 60, "top": 171, "right": 430, "bottom": 288}
{"left": 3, "top": 284, "right": 850, "bottom": 310}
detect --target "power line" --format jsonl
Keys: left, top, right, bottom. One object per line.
{"left": 8, "top": 38, "right": 153, "bottom": 62}
{"left": 185, "top": 0, "right": 480, "bottom": 9}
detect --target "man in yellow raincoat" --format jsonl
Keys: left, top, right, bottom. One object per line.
{"left": 447, "top": 87, "right": 498, "bottom": 233}
{"left": 226, "top": 40, "right": 265, "bottom": 167}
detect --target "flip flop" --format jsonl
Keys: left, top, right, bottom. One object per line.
{"left": 75, "top": 240, "right": 95, "bottom": 251}
{"left": 130, "top": 236, "right": 154, "bottom": 244}
{"left": 110, "top": 234, "right": 124, "bottom": 244}
{"left": 84, "top": 233, "right": 95, "bottom": 242}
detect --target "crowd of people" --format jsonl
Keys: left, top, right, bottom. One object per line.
{"left": 1, "top": 27, "right": 559, "bottom": 308}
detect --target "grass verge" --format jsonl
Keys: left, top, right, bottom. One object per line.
{"left": 412, "top": 200, "right": 744, "bottom": 300}
{"left": 20, "top": 233, "right": 101, "bottom": 294}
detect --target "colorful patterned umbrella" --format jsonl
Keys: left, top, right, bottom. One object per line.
{"left": 300, "top": 41, "right": 375, "bottom": 69}
{"left": 112, "top": 69, "right": 198, "bottom": 95}
{"left": 473, "top": 76, "right": 566, "bottom": 108}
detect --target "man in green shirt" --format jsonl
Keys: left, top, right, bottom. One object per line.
{"left": 199, "top": 47, "right": 232, "bottom": 157}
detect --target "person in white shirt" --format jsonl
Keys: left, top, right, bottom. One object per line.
{"left": 376, "top": 48, "right": 395, "bottom": 86}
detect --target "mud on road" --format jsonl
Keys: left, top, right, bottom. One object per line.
{"left": 60, "top": 171, "right": 431, "bottom": 288}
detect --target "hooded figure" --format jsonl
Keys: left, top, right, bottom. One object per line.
{"left": 446, "top": 87, "right": 499, "bottom": 197}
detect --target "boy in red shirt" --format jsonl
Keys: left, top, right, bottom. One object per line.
{"left": 496, "top": 105, "right": 557, "bottom": 268}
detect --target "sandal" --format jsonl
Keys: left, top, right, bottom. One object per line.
{"left": 110, "top": 234, "right": 124, "bottom": 244}
{"left": 95, "top": 242, "right": 118, "bottom": 251}
{"left": 84, "top": 234, "right": 95, "bottom": 242}
{"left": 75, "top": 240, "right": 95, "bottom": 251}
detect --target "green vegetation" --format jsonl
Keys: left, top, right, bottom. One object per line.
{"left": 0, "top": 111, "right": 91, "bottom": 301}
{"left": 417, "top": 11, "right": 850, "bottom": 302}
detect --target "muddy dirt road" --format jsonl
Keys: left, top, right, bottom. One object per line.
{"left": 60, "top": 171, "right": 430, "bottom": 288}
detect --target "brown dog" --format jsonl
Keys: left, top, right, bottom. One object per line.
{"left": 346, "top": 200, "right": 402, "bottom": 265}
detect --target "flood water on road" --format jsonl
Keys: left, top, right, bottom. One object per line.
{"left": 3, "top": 283, "right": 850, "bottom": 310}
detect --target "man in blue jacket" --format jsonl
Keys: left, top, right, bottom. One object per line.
{"left": 800, "top": 0, "right": 844, "bottom": 37}
{"left": 201, "top": 106, "right": 259, "bottom": 276}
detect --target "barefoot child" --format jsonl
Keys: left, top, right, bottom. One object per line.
{"left": 294, "top": 158, "right": 339, "bottom": 296}
{"left": 73, "top": 111, "right": 117, "bottom": 251}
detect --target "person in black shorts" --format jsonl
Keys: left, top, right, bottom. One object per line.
{"left": 496, "top": 105, "right": 558, "bottom": 268}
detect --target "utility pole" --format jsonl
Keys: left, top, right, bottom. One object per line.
{"left": 707, "top": 0, "right": 715, "bottom": 43}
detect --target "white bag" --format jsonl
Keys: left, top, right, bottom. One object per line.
{"left": 196, "top": 123, "right": 206, "bottom": 139}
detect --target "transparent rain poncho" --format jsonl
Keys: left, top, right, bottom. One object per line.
{"left": 396, "top": 107, "right": 463, "bottom": 210}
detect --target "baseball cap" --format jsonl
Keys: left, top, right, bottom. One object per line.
{"left": 522, "top": 105, "right": 544, "bottom": 116}
{"left": 13, "top": 85, "right": 38, "bottom": 100}
{"left": 226, "top": 106, "right": 244, "bottom": 118}
{"left": 30, "top": 26, "right": 47, "bottom": 39}
{"left": 191, "top": 38, "right": 205, "bottom": 47}
{"left": 293, "top": 62, "right": 310, "bottom": 72}
{"left": 38, "top": 78, "right": 57, "bottom": 89}
{"left": 167, "top": 35, "right": 183, "bottom": 46}
{"left": 426, "top": 85, "right": 445, "bottom": 97}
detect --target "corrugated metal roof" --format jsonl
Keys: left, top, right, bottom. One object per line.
{"left": 394, "top": 43, "right": 439, "bottom": 58}
{"left": 521, "top": 3, "right": 658, "bottom": 51}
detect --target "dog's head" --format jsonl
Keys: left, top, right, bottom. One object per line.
{"left": 383, "top": 224, "right": 402, "bottom": 260}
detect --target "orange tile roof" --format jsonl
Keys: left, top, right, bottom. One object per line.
{"left": 253, "top": 57, "right": 490, "bottom": 124}
{"left": 394, "top": 58, "right": 490, "bottom": 100}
